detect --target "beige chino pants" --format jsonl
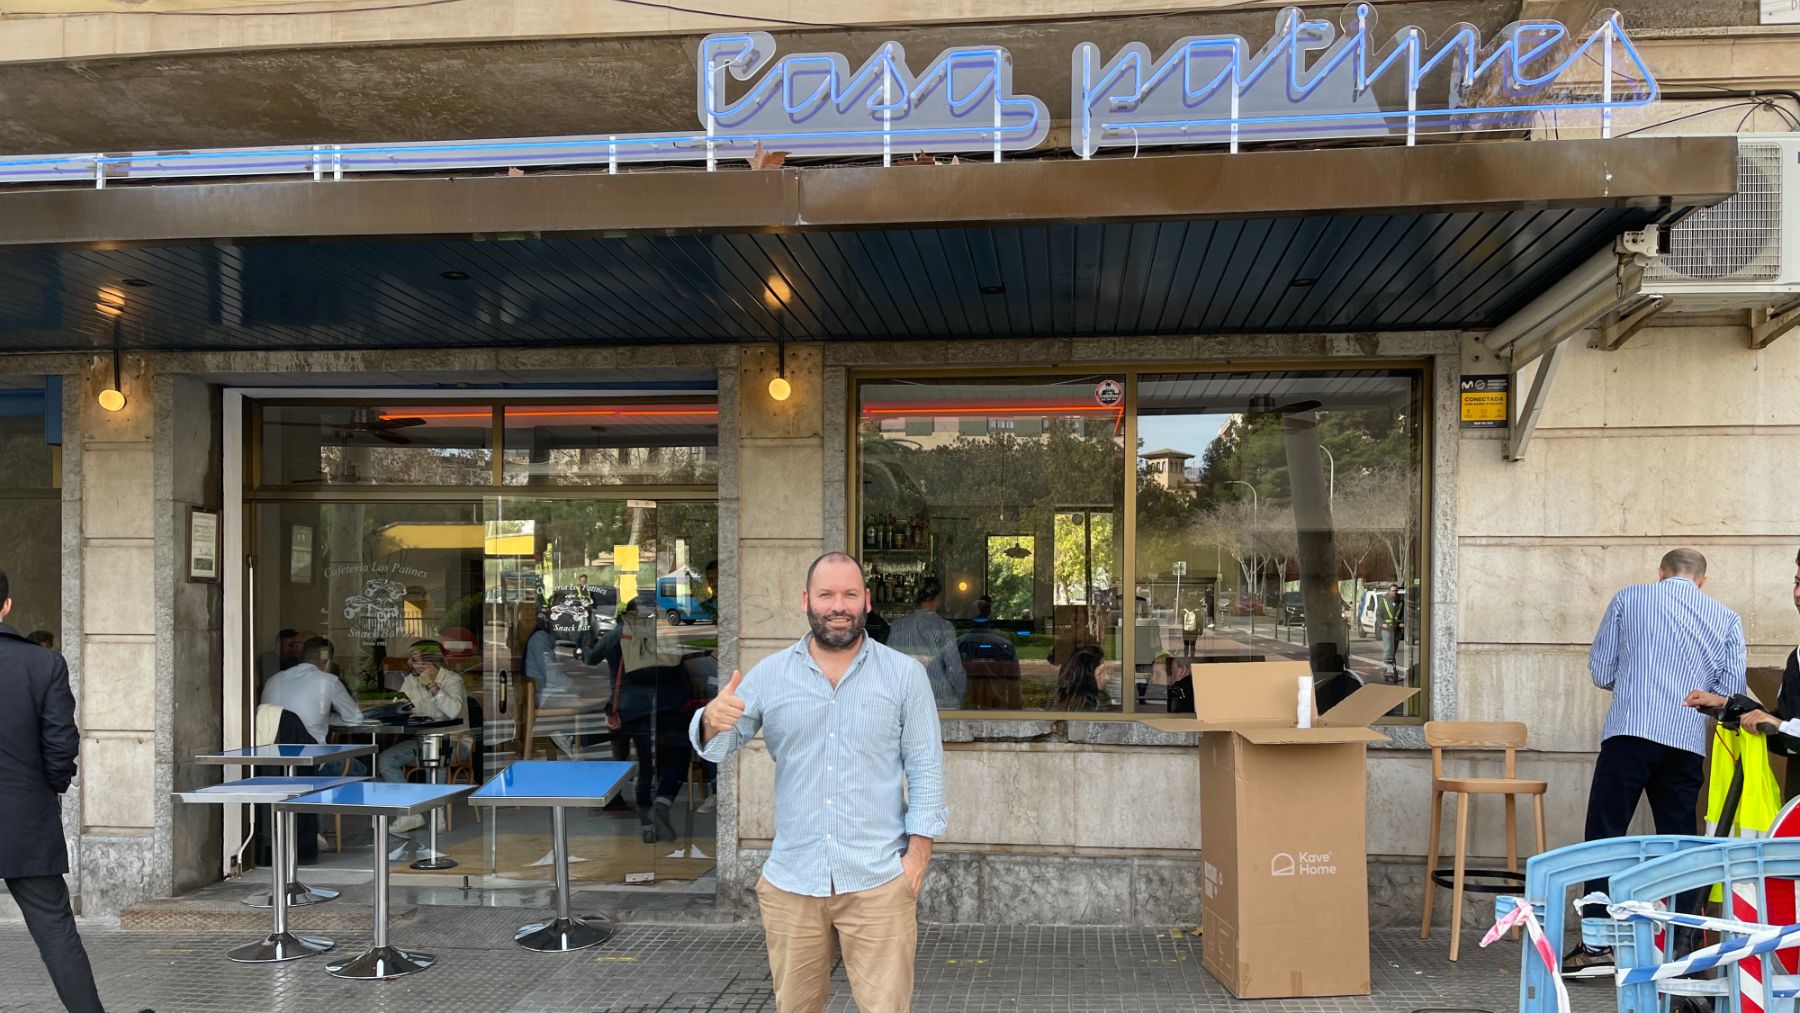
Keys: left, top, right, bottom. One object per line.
{"left": 755, "top": 873, "right": 918, "bottom": 1013}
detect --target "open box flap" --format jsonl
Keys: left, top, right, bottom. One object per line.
{"left": 1138, "top": 716, "right": 1288, "bottom": 735}
{"left": 1318, "top": 684, "right": 1420, "bottom": 729}
{"left": 1237, "top": 724, "right": 1389, "bottom": 745}
{"left": 1189, "top": 660, "right": 1314, "bottom": 723}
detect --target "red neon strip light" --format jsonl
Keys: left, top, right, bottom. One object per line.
{"left": 861, "top": 403, "right": 1122, "bottom": 416}
{"left": 378, "top": 407, "right": 718, "bottom": 421}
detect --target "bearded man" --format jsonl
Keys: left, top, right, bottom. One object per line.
{"left": 689, "top": 551, "right": 947, "bottom": 1013}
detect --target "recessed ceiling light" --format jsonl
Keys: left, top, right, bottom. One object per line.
{"left": 979, "top": 284, "right": 1005, "bottom": 295}
{"left": 121, "top": 278, "right": 153, "bottom": 288}
{"left": 1290, "top": 277, "right": 1318, "bottom": 288}
{"left": 441, "top": 270, "right": 471, "bottom": 281}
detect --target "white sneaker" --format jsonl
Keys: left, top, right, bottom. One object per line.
{"left": 390, "top": 814, "right": 427, "bottom": 834}
{"left": 697, "top": 794, "right": 716, "bottom": 814}
{"left": 317, "top": 835, "right": 331, "bottom": 851}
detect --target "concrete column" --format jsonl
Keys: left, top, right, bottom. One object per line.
{"left": 73, "top": 352, "right": 160, "bottom": 915}
{"left": 70, "top": 358, "right": 224, "bottom": 917}
{"left": 720, "top": 343, "right": 824, "bottom": 909}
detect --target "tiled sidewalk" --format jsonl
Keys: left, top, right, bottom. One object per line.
{"left": 0, "top": 911, "right": 1613, "bottom": 1013}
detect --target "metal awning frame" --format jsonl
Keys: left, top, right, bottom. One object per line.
{"left": 1485, "top": 230, "right": 1660, "bottom": 461}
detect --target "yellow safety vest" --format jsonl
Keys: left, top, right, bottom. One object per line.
{"left": 1707, "top": 726, "right": 1782, "bottom": 900}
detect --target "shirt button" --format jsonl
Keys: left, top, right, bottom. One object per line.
{"left": 829, "top": 732, "right": 835, "bottom": 738}
{"left": 826, "top": 799, "right": 833, "bottom": 806}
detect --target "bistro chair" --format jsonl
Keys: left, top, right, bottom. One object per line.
{"left": 1419, "top": 720, "right": 1548, "bottom": 961}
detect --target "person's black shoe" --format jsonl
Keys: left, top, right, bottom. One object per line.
{"left": 1561, "top": 943, "right": 1614, "bottom": 978}
{"left": 652, "top": 797, "right": 678, "bottom": 842}
{"left": 640, "top": 823, "right": 657, "bottom": 844}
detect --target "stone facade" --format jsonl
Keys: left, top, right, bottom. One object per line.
{"left": 0, "top": 317, "right": 1793, "bottom": 926}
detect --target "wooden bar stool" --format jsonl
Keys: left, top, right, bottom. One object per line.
{"left": 1419, "top": 720, "right": 1548, "bottom": 960}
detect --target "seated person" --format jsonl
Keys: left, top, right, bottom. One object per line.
{"left": 957, "top": 628, "right": 1021, "bottom": 709}
{"left": 260, "top": 636, "right": 365, "bottom": 776}
{"left": 1052, "top": 642, "right": 1110, "bottom": 711}
{"left": 379, "top": 641, "right": 469, "bottom": 832}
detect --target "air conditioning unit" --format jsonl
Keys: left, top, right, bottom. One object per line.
{"left": 1641, "top": 135, "right": 1800, "bottom": 311}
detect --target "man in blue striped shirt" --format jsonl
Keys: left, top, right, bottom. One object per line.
{"left": 691, "top": 552, "right": 947, "bottom": 1013}
{"left": 1563, "top": 548, "right": 1746, "bottom": 978}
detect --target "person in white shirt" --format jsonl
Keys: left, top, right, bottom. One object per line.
{"left": 260, "top": 637, "right": 365, "bottom": 776}
{"left": 380, "top": 640, "right": 468, "bottom": 832}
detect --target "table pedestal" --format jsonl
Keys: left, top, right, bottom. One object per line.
{"left": 243, "top": 812, "right": 338, "bottom": 907}
{"left": 515, "top": 806, "right": 613, "bottom": 952}
{"left": 410, "top": 765, "right": 457, "bottom": 871}
{"left": 328, "top": 813, "right": 435, "bottom": 980}
{"left": 227, "top": 804, "right": 335, "bottom": 963}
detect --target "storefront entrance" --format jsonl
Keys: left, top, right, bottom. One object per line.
{"left": 234, "top": 389, "right": 721, "bottom": 893}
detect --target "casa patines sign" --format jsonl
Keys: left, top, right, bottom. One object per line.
{"left": 0, "top": 4, "right": 1659, "bottom": 185}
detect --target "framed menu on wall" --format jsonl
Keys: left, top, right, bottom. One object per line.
{"left": 188, "top": 507, "right": 220, "bottom": 583}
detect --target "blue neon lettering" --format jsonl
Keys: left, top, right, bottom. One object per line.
{"left": 1072, "top": 3, "right": 1657, "bottom": 155}
{"left": 0, "top": 10, "right": 1656, "bottom": 185}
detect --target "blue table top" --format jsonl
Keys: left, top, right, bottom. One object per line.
{"left": 275, "top": 780, "right": 472, "bottom": 817}
{"left": 469, "top": 760, "right": 636, "bottom": 807}
{"left": 193, "top": 743, "right": 376, "bottom": 766}
{"left": 174, "top": 775, "right": 365, "bottom": 805}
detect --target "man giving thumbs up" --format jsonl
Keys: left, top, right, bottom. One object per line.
{"left": 689, "top": 551, "right": 947, "bottom": 1013}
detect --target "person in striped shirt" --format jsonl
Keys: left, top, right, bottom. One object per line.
{"left": 1563, "top": 547, "right": 1747, "bottom": 979}
{"left": 691, "top": 551, "right": 947, "bottom": 1013}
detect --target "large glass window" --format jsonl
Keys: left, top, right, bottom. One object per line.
{"left": 0, "top": 379, "right": 61, "bottom": 637}
{"left": 856, "top": 369, "right": 1429, "bottom": 721}
{"left": 857, "top": 376, "right": 1126, "bottom": 714}
{"left": 1135, "top": 369, "right": 1425, "bottom": 718}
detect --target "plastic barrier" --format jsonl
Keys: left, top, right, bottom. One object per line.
{"left": 1604, "top": 839, "right": 1800, "bottom": 1013}
{"left": 1495, "top": 836, "right": 1718, "bottom": 1013}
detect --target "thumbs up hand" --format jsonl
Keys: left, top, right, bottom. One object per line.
{"left": 703, "top": 670, "right": 746, "bottom": 740}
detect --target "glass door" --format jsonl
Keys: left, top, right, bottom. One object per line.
{"left": 482, "top": 495, "right": 720, "bottom": 887}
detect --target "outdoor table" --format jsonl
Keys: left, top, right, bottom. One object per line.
{"left": 173, "top": 774, "right": 365, "bottom": 962}
{"left": 278, "top": 780, "right": 473, "bottom": 980}
{"left": 194, "top": 743, "right": 376, "bottom": 907}
{"left": 468, "top": 760, "right": 634, "bottom": 952}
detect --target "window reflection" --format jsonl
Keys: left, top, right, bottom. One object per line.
{"left": 0, "top": 380, "right": 60, "bottom": 638}
{"left": 1134, "top": 370, "right": 1425, "bottom": 719}
{"left": 260, "top": 404, "right": 493, "bottom": 486}
{"left": 858, "top": 377, "right": 1126, "bottom": 713}
{"left": 502, "top": 403, "right": 718, "bottom": 486}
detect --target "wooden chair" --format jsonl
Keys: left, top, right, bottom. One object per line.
{"left": 1420, "top": 720, "right": 1548, "bottom": 961}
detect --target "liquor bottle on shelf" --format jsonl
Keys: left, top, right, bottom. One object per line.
{"left": 865, "top": 518, "right": 877, "bottom": 550}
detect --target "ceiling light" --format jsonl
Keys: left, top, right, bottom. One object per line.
{"left": 768, "top": 375, "right": 792, "bottom": 401}
{"left": 440, "top": 270, "right": 470, "bottom": 281}
{"left": 121, "top": 278, "right": 153, "bottom": 288}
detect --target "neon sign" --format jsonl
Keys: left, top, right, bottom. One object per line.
{"left": 0, "top": 8, "right": 1654, "bottom": 187}
{"left": 1072, "top": 4, "right": 1657, "bottom": 156}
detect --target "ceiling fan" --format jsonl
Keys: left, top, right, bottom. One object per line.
{"left": 270, "top": 414, "right": 428, "bottom": 445}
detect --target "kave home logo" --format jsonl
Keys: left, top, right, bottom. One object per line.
{"left": 1270, "top": 851, "right": 1339, "bottom": 877}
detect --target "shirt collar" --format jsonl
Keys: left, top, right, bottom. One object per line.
{"left": 1663, "top": 576, "right": 1698, "bottom": 587}
{"left": 790, "top": 630, "right": 875, "bottom": 672}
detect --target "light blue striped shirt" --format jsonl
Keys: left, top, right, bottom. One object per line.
{"left": 1591, "top": 577, "right": 1746, "bottom": 756}
{"left": 690, "top": 633, "right": 948, "bottom": 897}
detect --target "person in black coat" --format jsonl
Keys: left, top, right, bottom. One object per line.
{"left": 0, "top": 568, "right": 108, "bottom": 1013}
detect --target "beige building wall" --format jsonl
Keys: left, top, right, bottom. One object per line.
{"left": 1441, "top": 324, "right": 1800, "bottom": 855}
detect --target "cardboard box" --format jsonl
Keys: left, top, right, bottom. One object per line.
{"left": 1141, "top": 661, "right": 1417, "bottom": 999}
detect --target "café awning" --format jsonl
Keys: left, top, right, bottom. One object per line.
{"left": 0, "top": 136, "right": 1737, "bottom": 352}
